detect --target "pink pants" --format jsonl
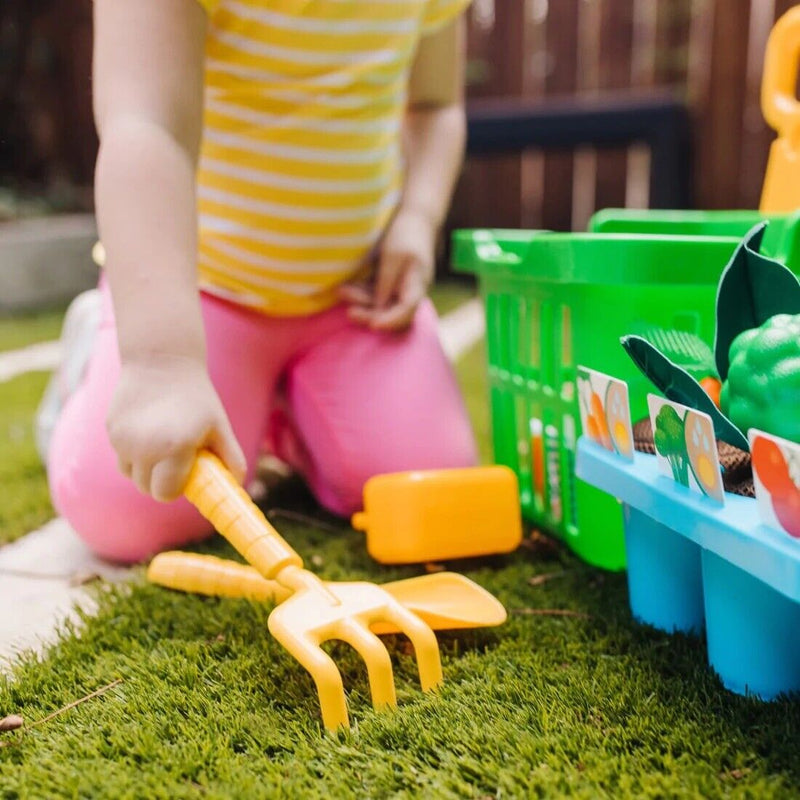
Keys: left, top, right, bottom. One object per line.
{"left": 48, "top": 284, "right": 478, "bottom": 563}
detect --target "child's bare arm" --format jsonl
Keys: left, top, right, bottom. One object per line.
{"left": 94, "top": 0, "right": 245, "bottom": 501}
{"left": 342, "top": 16, "right": 467, "bottom": 330}
{"left": 94, "top": 0, "right": 207, "bottom": 364}
{"left": 402, "top": 14, "right": 468, "bottom": 232}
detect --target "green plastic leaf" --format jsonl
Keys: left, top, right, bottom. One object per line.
{"left": 630, "top": 325, "right": 716, "bottom": 381}
{"left": 622, "top": 334, "right": 749, "bottom": 451}
{"left": 714, "top": 223, "right": 800, "bottom": 380}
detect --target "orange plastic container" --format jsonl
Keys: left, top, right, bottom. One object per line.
{"left": 350, "top": 466, "right": 522, "bottom": 564}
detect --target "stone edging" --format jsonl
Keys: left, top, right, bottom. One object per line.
{"left": 0, "top": 214, "right": 98, "bottom": 312}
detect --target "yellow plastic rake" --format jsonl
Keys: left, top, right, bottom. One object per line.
{"left": 179, "top": 450, "right": 444, "bottom": 731}
{"left": 148, "top": 552, "right": 508, "bottom": 634}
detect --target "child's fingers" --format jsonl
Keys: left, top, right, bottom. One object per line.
{"left": 132, "top": 457, "right": 157, "bottom": 499}
{"left": 346, "top": 271, "right": 426, "bottom": 330}
{"left": 147, "top": 420, "right": 245, "bottom": 502}
{"left": 368, "top": 270, "right": 426, "bottom": 331}
{"left": 208, "top": 420, "right": 247, "bottom": 485}
{"left": 338, "top": 282, "right": 373, "bottom": 306}
{"left": 346, "top": 304, "right": 376, "bottom": 326}
{"left": 339, "top": 282, "right": 377, "bottom": 326}
{"left": 151, "top": 452, "right": 196, "bottom": 503}
{"left": 374, "top": 252, "right": 408, "bottom": 308}
{"left": 368, "top": 303, "right": 415, "bottom": 330}
{"left": 131, "top": 462, "right": 148, "bottom": 496}
{"left": 346, "top": 297, "right": 412, "bottom": 329}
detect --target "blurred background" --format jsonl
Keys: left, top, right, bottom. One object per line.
{"left": 0, "top": 0, "right": 793, "bottom": 305}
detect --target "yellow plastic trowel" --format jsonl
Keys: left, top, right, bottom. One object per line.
{"left": 350, "top": 465, "right": 522, "bottom": 564}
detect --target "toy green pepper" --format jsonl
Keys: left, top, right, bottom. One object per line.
{"left": 721, "top": 313, "right": 800, "bottom": 444}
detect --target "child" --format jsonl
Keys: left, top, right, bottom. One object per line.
{"left": 40, "top": 0, "right": 478, "bottom": 563}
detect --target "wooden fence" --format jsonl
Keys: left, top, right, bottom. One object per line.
{"left": 1, "top": 0, "right": 797, "bottom": 229}
{"left": 0, "top": 0, "right": 95, "bottom": 194}
{"left": 451, "top": 0, "right": 799, "bottom": 232}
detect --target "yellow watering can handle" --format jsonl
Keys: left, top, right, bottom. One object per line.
{"left": 184, "top": 450, "right": 303, "bottom": 579}
{"left": 762, "top": 7, "right": 800, "bottom": 138}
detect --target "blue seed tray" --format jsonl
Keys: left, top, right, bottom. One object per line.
{"left": 575, "top": 438, "right": 800, "bottom": 700}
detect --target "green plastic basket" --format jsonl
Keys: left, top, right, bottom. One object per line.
{"left": 453, "top": 224, "right": 799, "bottom": 571}
{"left": 589, "top": 208, "right": 800, "bottom": 264}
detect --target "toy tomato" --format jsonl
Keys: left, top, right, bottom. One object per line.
{"left": 699, "top": 376, "right": 722, "bottom": 408}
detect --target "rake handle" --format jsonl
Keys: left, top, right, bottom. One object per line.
{"left": 184, "top": 450, "right": 303, "bottom": 580}
{"left": 147, "top": 551, "right": 292, "bottom": 604}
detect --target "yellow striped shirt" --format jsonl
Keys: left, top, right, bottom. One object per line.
{"left": 193, "top": 0, "right": 470, "bottom": 315}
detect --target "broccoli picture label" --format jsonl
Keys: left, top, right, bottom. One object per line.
{"left": 647, "top": 395, "right": 724, "bottom": 503}
{"left": 653, "top": 403, "right": 688, "bottom": 484}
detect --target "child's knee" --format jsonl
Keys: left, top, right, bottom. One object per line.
{"left": 312, "top": 467, "right": 364, "bottom": 518}
{"left": 51, "top": 474, "right": 128, "bottom": 562}
{"left": 433, "top": 428, "right": 480, "bottom": 471}
{"left": 312, "top": 433, "right": 479, "bottom": 520}
{"left": 49, "top": 450, "right": 208, "bottom": 564}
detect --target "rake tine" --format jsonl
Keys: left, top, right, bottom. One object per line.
{"left": 335, "top": 619, "right": 397, "bottom": 711}
{"left": 381, "top": 605, "right": 443, "bottom": 692}
{"left": 268, "top": 623, "right": 349, "bottom": 731}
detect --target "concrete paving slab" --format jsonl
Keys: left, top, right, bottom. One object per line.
{"left": 0, "top": 214, "right": 98, "bottom": 312}
{"left": 0, "top": 518, "right": 131, "bottom": 672}
{"left": 0, "top": 340, "right": 61, "bottom": 383}
{"left": 437, "top": 297, "right": 485, "bottom": 359}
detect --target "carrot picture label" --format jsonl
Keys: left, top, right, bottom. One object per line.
{"left": 750, "top": 430, "right": 800, "bottom": 539}
{"left": 647, "top": 395, "right": 724, "bottom": 504}
{"left": 576, "top": 366, "right": 634, "bottom": 462}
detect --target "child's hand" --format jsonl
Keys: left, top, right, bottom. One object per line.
{"left": 339, "top": 207, "right": 436, "bottom": 331}
{"left": 107, "top": 355, "right": 246, "bottom": 502}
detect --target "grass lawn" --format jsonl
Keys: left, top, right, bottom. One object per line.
{"left": 0, "top": 307, "right": 65, "bottom": 543}
{"left": 0, "top": 373, "right": 54, "bottom": 545}
{"left": 0, "top": 310, "right": 67, "bottom": 354}
{"left": 3, "top": 285, "right": 800, "bottom": 797}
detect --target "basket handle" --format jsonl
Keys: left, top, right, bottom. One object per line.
{"left": 467, "top": 230, "right": 523, "bottom": 267}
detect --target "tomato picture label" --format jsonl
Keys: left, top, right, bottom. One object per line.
{"left": 750, "top": 430, "right": 800, "bottom": 539}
